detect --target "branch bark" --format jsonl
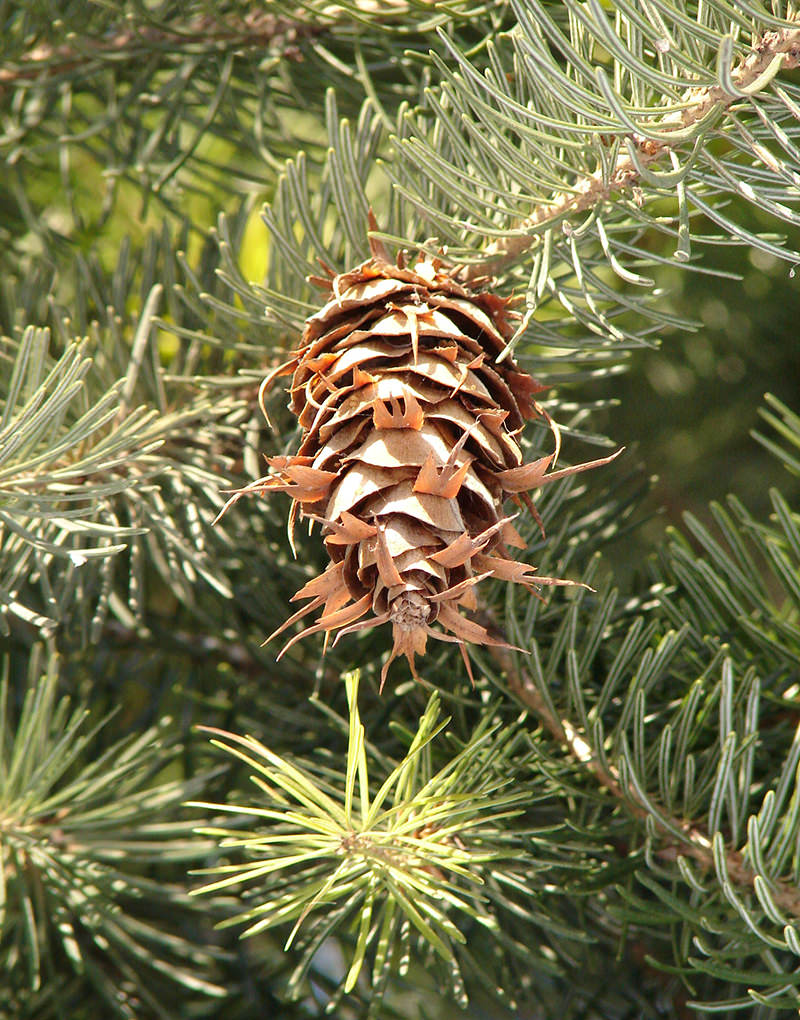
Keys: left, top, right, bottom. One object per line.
{"left": 501, "top": 655, "right": 800, "bottom": 918}
{"left": 464, "top": 15, "right": 800, "bottom": 284}
{"left": 0, "top": 12, "right": 319, "bottom": 92}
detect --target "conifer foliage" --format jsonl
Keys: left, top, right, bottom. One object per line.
{"left": 2, "top": 2, "right": 800, "bottom": 1019}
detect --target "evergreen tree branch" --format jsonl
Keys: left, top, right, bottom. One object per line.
{"left": 1, "top": 1, "right": 478, "bottom": 225}
{"left": 464, "top": 13, "right": 800, "bottom": 283}
{"left": 0, "top": 646, "right": 226, "bottom": 1016}
{"left": 191, "top": 672, "right": 534, "bottom": 1005}
{"left": 501, "top": 654, "right": 800, "bottom": 918}
{"left": 5, "top": 0, "right": 800, "bottom": 1012}
{"left": 0, "top": 10, "right": 318, "bottom": 93}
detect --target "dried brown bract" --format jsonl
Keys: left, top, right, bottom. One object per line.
{"left": 222, "top": 232, "right": 619, "bottom": 685}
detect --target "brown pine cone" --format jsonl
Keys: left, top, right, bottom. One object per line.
{"left": 223, "top": 237, "right": 619, "bottom": 686}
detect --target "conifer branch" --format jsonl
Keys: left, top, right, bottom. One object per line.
{"left": 0, "top": 1, "right": 441, "bottom": 94}
{"left": 464, "top": 14, "right": 800, "bottom": 283}
{"left": 0, "top": 11, "right": 318, "bottom": 92}
{"left": 5, "top": 0, "right": 800, "bottom": 1011}
{"left": 504, "top": 659, "right": 800, "bottom": 918}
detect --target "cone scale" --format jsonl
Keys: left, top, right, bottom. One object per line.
{"left": 226, "top": 236, "right": 618, "bottom": 685}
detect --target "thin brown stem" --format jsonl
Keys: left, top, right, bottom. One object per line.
{"left": 498, "top": 649, "right": 800, "bottom": 917}
{"left": 0, "top": 12, "right": 318, "bottom": 91}
{"left": 463, "top": 16, "right": 800, "bottom": 284}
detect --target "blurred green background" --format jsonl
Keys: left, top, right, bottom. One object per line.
{"left": 605, "top": 214, "right": 800, "bottom": 578}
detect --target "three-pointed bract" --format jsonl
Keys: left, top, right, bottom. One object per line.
{"left": 226, "top": 239, "right": 619, "bottom": 683}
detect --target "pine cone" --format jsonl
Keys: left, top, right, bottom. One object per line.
{"left": 227, "top": 237, "right": 618, "bottom": 685}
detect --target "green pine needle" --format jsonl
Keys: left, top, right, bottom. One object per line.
{"left": 190, "top": 670, "right": 528, "bottom": 999}
{"left": 0, "top": 646, "right": 225, "bottom": 1016}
